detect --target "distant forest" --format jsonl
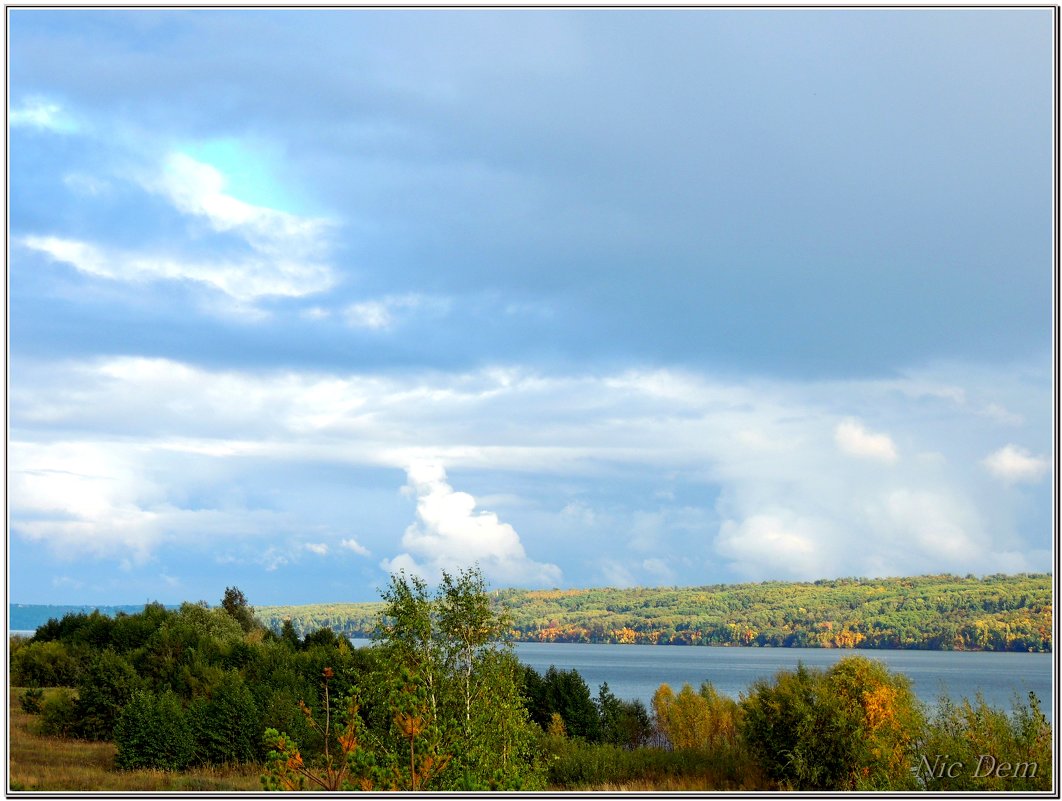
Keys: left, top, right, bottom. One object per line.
{"left": 256, "top": 573, "right": 1052, "bottom": 652}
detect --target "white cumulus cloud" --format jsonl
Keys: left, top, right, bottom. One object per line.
{"left": 382, "top": 462, "right": 562, "bottom": 586}
{"left": 715, "top": 512, "right": 835, "bottom": 580}
{"left": 340, "top": 537, "right": 371, "bottom": 556}
{"left": 982, "top": 445, "right": 1049, "bottom": 484}
{"left": 834, "top": 418, "right": 899, "bottom": 463}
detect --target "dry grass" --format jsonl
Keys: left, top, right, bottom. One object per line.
{"left": 554, "top": 769, "right": 772, "bottom": 792}
{"left": 578, "top": 776, "right": 744, "bottom": 791}
{"left": 8, "top": 688, "right": 263, "bottom": 792}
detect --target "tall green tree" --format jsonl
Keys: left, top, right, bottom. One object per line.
{"left": 221, "top": 586, "right": 258, "bottom": 634}
{"left": 74, "top": 649, "right": 143, "bottom": 740}
{"left": 263, "top": 566, "right": 544, "bottom": 791}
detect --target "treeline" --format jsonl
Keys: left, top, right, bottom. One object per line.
{"left": 258, "top": 573, "right": 1052, "bottom": 651}
{"left": 9, "top": 605, "right": 177, "bottom": 632}
{"left": 11, "top": 577, "right": 544, "bottom": 790}
{"left": 9, "top": 571, "right": 1054, "bottom": 791}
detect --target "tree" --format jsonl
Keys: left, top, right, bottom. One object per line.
{"left": 263, "top": 566, "right": 544, "bottom": 792}
{"left": 597, "top": 681, "right": 653, "bottom": 749}
{"left": 536, "top": 666, "right": 601, "bottom": 742}
{"left": 437, "top": 568, "right": 509, "bottom": 731}
{"left": 114, "top": 690, "right": 195, "bottom": 771}
{"left": 376, "top": 567, "right": 543, "bottom": 789}
{"left": 221, "top": 586, "right": 258, "bottom": 633}
{"left": 655, "top": 683, "right": 713, "bottom": 750}
{"left": 74, "top": 649, "right": 143, "bottom": 740}
{"left": 262, "top": 668, "right": 371, "bottom": 791}
{"left": 376, "top": 571, "right": 441, "bottom": 717}
{"left": 11, "top": 640, "right": 82, "bottom": 687}
{"left": 188, "top": 670, "right": 261, "bottom": 765}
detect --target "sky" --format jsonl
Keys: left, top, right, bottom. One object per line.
{"left": 6, "top": 8, "right": 1055, "bottom": 605}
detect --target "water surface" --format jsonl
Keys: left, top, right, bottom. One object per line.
{"left": 511, "top": 642, "right": 1053, "bottom": 718}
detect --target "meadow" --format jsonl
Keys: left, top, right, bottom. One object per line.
{"left": 7, "top": 687, "right": 764, "bottom": 792}
{"left": 8, "top": 689, "right": 262, "bottom": 792}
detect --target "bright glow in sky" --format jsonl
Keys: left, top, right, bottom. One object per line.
{"left": 7, "top": 8, "right": 1054, "bottom": 604}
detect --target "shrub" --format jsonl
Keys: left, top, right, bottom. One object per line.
{"left": 740, "top": 656, "right": 924, "bottom": 790}
{"left": 19, "top": 687, "right": 44, "bottom": 714}
{"left": 916, "top": 692, "right": 1052, "bottom": 791}
{"left": 114, "top": 690, "right": 195, "bottom": 771}
{"left": 11, "top": 640, "right": 83, "bottom": 687}
{"left": 37, "top": 688, "right": 79, "bottom": 737}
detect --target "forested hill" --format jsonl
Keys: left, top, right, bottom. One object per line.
{"left": 256, "top": 573, "right": 1052, "bottom": 652}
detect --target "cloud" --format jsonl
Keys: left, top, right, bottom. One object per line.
{"left": 597, "top": 559, "right": 636, "bottom": 588}
{"left": 345, "top": 296, "right": 412, "bottom": 330}
{"left": 7, "top": 355, "right": 1050, "bottom": 582}
{"left": 6, "top": 434, "right": 314, "bottom": 568}
{"left": 21, "top": 234, "right": 332, "bottom": 305}
{"left": 8, "top": 440, "right": 165, "bottom": 564}
{"left": 304, "top": 542, "right": 329, "bottom": 556}
{"left": 980, "top": 403, "right": 1024, "bottom": 426}
{"left": 63, "top": 172, "right": 112, "bottom": 196}
{"left": 641, "top": 557, "right": 675, "bottom": 583}
{"left": 18, "top": 150, "right": 337, "bottom": 311}
{"left": 10, "top": 96, "right": 79, "bottom": 133}
{"left": 715, "top": 512, "right": 834, "bottom": 580}
{"left": 345, "top": 294, "right": 451, "bottom": 331}
{"left": 982, "top": 445, "right": 1049, "bottom": 484}
{"left": 340, "top": 537, "right": 371, "bottom": 556}
{"left": 878, "top": 489, "right": 982, "bottom": 561}
{"left": 834, "top": 418, "right": 899, "bottom": 463}
{"left": 154, "top": 153, "right": 334, "bottom": 258}
{"left": 382, "top": 461, "right": 562, "bottom": 586}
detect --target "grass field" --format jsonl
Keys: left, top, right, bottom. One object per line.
{"left": 8, "top": 689, "right": 263, "bottom": 792}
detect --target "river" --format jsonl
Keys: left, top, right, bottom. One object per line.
{"left": 351, "top": 639, "right": 1053, "bottom": 719}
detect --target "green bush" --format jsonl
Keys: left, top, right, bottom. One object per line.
{"left": 740, "top": 656, "right": 924, "bottom": 790}
{"left": 18, "top": 686, "right": 44, "bottom": 714}
{"left": 36, "top": 688, "right": 79, "bottom": 737}
{"left": 114, "top": 690, "right": 195, "bottom": 770}
{"left": 11, "top": 640, "right": 83, "bottom": 687}
{"left": 916, "top": 692, "right": 1052, "bottom": 791}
